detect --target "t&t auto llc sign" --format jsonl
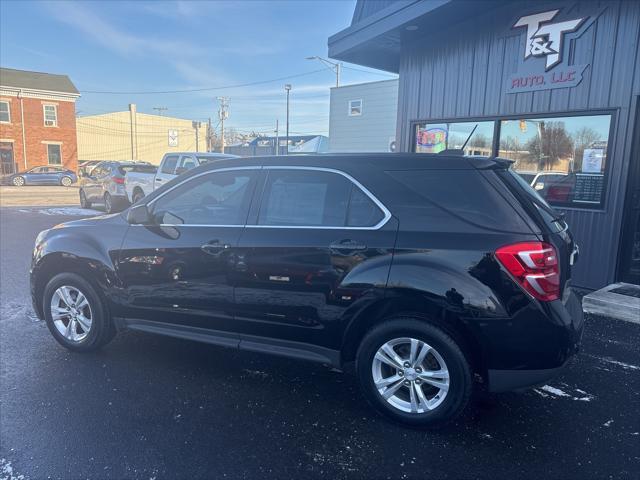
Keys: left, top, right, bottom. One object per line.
{"left": 506, "top": 7, "right": 602, "bottom": 94}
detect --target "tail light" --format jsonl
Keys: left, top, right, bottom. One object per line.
{"left": 112, "top": 176, "right": 125, "bottom": 184}
{"left": 495, "top": 242, "right": 560, "bottom": 301}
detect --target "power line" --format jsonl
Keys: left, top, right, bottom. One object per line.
{"left": 80, "top": 68, "right": 327, "bottom": 95}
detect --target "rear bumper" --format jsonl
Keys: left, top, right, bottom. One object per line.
{"left": 477, "top": 285, "right": 584, "bottom": 392}
{"left": 488, "top": 363, "right": 567, "bottom": 392}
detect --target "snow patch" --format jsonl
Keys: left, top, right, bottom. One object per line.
{"left": 538, "top": 385, "right": 595, "bottom": 402}
{"left": 0, "top": 459, "right": 26, "bottom": 480}
{"left": 540, "top": 385, "right": 571, "bottom": 397}
{"left": 598, "top": 358, "right": 640, "bottom": 371}
{"left": 242, "top": 369, "right": 270, "bottom": 379}
{"left": 18, "top": 207, "right": 96, "bottom": 216}
{"left": 0, "top": 304, "right": 41, "bottom": 323}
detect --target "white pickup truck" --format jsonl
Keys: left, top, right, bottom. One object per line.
{"left": 125, "top": 152, "right": 238, "bottom": 203}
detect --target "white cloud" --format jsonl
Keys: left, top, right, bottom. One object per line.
{"left": 45, "top": 1, "right": 204, "bottom": 58}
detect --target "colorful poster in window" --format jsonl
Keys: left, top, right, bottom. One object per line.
{"left": 581, "top": 148, "right": 604, "bottom": 173}
{"left": 416, "top": 126, "right": 447, "bottom": 153}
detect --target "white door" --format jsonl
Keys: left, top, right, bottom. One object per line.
{"left": 154, "top": 154, "right": 179, "bottom": 189}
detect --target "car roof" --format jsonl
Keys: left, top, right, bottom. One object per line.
{"left": 189, "top": 153, "right": 504, "bottom": 174}
{"left": 166, "top": 152, "right": 239, "bottom": 157}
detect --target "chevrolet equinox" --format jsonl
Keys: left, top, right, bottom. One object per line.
{"left": 31, "top": 154, "right": 584, "bottom": 426}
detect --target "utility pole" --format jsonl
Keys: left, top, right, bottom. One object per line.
{"left": 217, "top": 97, "right": 229, "bottom": 153}
{"left": 153, "top": 106, "right": 168, "bottom": 116}
{"left": 284, "top": 84, "right": 291, "bottom": 155}
{"left": 306, "top": 56, "right": 341, "bottom": 87}
{"left": 274, "top": 119, "right": 279, "bottom": 156}
{"left": 192, "top": 121, "right": 201, "bottom": 152}
{"left": 207, "top": 117, "right": 212, "bottom": 152}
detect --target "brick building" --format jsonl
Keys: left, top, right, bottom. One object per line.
{"left": 0, "top": 67, "right": 80, "bottom": 175}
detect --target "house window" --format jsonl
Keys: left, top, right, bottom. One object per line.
{"left": 0, "top": 101, "right": 10, "bottom": 123}
{"left": 415, "top": 121, "right": 495, "bottom": 155}
{"left": 43, "top": 105, "right": 58, "bottom": 127}
{"left": 499, "top": 114, "right": 612, "bottom": 208}
{"left": 349, "top": 99, "right": 362, "bottom": 116}
{"left": 47, "top": 144, "right": 62, "bottom": 165}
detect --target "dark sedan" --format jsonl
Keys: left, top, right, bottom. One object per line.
{"left": 2, "top": 166, "right": 77, "bottom": 186}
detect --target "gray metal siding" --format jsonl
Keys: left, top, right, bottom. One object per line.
{"left": 395, "top": 0, "right": 640, "bottom": 289}
{"left": 329, "top": 79, "right": 398, "bottom": 152}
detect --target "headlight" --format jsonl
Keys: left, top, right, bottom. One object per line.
{"left": 35, "top": 229, "right": 50, "bottom": 246}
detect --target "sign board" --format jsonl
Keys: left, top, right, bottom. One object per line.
{"left": 416, "top": 127, "right": 447, "bottom": 153}
{"left": 581, "top": 148, "right": 604, "bottom": 173}
{"left": 506, "top": 7, "right": 603, "bottom": 94}
{"left": 573, "top": 173, "right": 604, "bottom": 204}
{"left": 168, "top": 129, "right": 178, "bottom": 147}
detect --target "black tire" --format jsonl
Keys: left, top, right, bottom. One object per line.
{"left": 104, "top": 192, "right": 114, "bottom": 213}
{"left": 132, "top": 189, "right": 144, "bottom": 204}
{"left": 79, "top": 189, "right": 91, "bottom": 208}
{"left": 60, "top": 176, "right": 73, "bottom": 187}
{"left": 356, "top": 317, "right": 472, "bottom": 427}
{"left": 43, "top": 272, "right": 116, "bottom": 352}
{"left": 12, "top": 176, "right": 25, "bottom": 187}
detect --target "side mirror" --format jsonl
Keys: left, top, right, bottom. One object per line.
{"left": 127, "top": 204, "right": 152, "bottom": 225}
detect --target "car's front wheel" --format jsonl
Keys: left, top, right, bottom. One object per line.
{"left": 356, "top": 318, "right": 472, "bottom": 427}
{"left": 60, "top": 176, "right": 73, "bottom": 187}
{"left": 43, "top": 272, "right": 115, "bottom": 352}
{"left": 12, "top": 176, "right": 25, "bottom": 187}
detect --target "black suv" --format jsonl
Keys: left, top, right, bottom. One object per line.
{"left": 31, "top": 154, "right": 583, "bottom": 426}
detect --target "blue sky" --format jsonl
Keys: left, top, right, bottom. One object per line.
{"left": 0, "top": 0, "right": 396, "bottom": 136}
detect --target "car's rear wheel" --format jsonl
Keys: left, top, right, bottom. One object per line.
{"left": 104, "top": 192, "right": 114, "bottom": 213}
{"left": 12, "top": 176, "right": 25, "bottom": 187}
{"left": 60, "top": 176, "right": 72, "bottom": 187}
{"left": 356, "top": 318, "right": 472, "bottom": 427}
{"left": 43, "top": 273, "right": 115, "bottom": 352}
{"left": 79, "top": 189, "right": 91, "bottom": 208}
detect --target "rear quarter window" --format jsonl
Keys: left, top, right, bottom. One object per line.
{"left": 386, "top": 169, "right": 532, "bottom": 233}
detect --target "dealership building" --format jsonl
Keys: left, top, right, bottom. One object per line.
{"left": 329, "top": 0, "right": 640, "bottom": 290}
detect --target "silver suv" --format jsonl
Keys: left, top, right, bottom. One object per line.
{"left": 79, "top": 161, "right": 154, "bottom": 213}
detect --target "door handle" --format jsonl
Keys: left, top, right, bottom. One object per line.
{"left": 329, "top": 239, "right": 367, "bottom": 251}
{"left": 155, "top": 178, "right": 163, "bottom": 182}
{"left": 201, "top": 241, "right": 230, "bottom": 255}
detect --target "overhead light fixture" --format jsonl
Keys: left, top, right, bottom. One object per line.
{"left": 405, "top": 25, "right": 418, "bottom": 31}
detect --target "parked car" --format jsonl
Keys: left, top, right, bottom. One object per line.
{"left": 78, "top": 160, "right": 102, "bottom": 178}
{"left": 125, "top": 152, "right": 238, "bottom": 203}
{"left": 79, "top": 161, "right": 155, "bottom": 213}
{"left": 2, "top": 166, "right": 77, "bottom": 186}
{"left": 31, "top": 153, "right": 583, "bottom": 427}
{"left": 514, "top": 170, "right": 538, "bottom": 184}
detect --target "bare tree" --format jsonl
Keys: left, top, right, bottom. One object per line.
{"left": 525, "top": 121, "right": 574, "bottom": 170}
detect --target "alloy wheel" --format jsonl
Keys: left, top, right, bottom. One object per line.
{"left": 61, "top": 176, "right": 72, "bottom": 187}
{"left": 12, "top": 176, "right": 24, "bottom": 186}
{"left": 50, "top": 285, "right": 93, "bottom": 342}
{"left": 372, "top": 337, "right": 450, "bottom": 413}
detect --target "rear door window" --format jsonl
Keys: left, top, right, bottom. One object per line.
{"left": 258, "top": 169, "right": 351, "bottom": 227}
{"left": 161, "top": 155, "right": 179, "bottom": 174}
{"left": 257, "top": 169, "right": 385, "bottom": 228}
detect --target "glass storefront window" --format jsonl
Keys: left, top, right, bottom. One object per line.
{"left": 499, "top": 114, "right": 611, "bottom": 208}
{"left": 415, "top": 121, "right": 495, "bottom": 156}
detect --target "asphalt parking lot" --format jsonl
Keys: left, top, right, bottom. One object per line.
{"left": 0, "top": 207, "right": 638, "bottom": 480}
{"left": 0, "top": 186, "right": 80, "bottom": 207}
